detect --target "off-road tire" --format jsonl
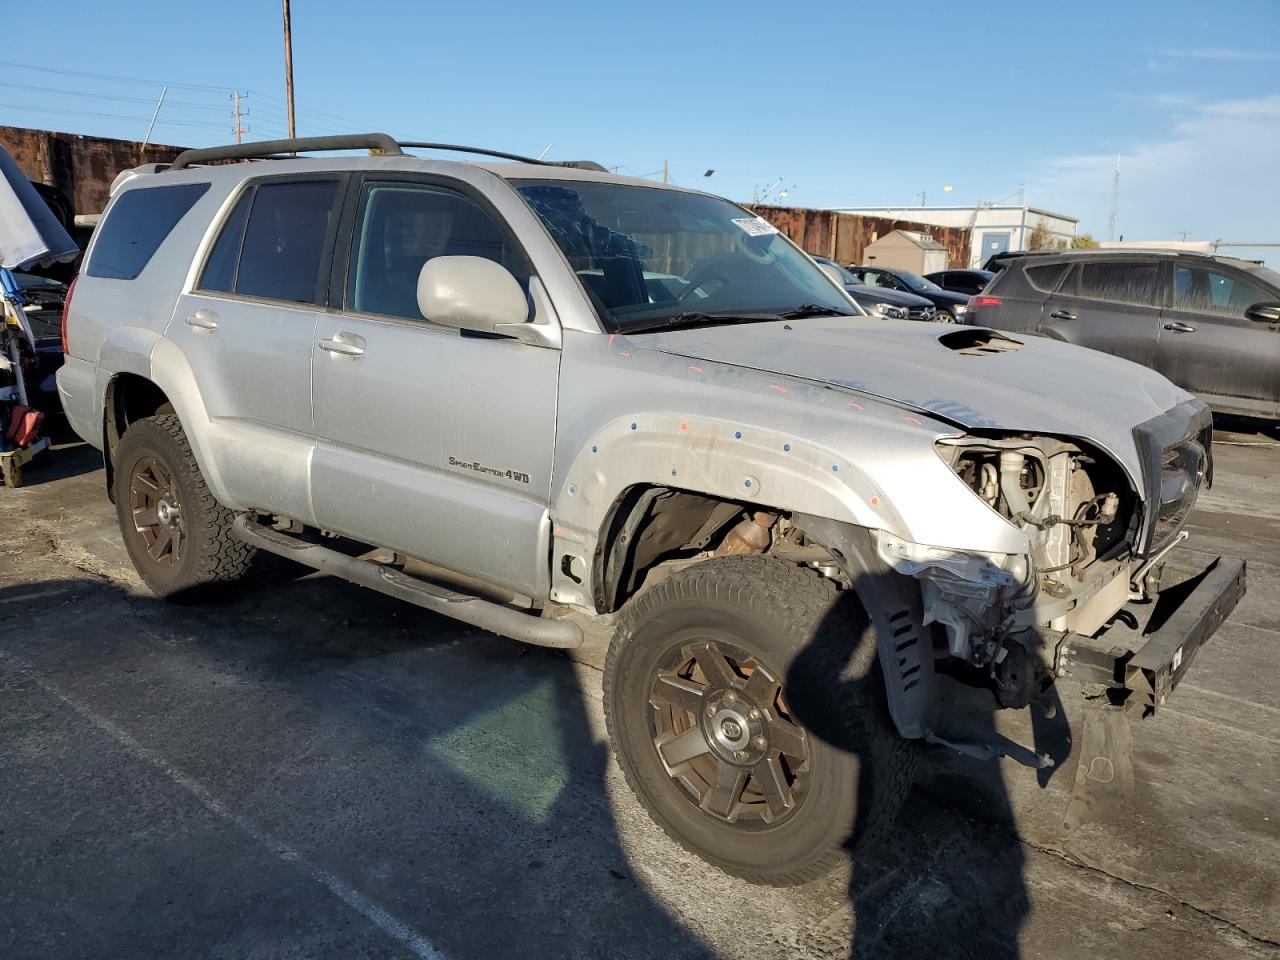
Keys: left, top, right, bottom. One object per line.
{"left": 603, "top": 555, "right": 915, "bottom": 886}
{"left": 114, "top": 414, "right": 255, "bottom": 600}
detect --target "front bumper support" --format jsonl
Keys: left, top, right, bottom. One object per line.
{"left": 1055, "top": 555, "right": 1246, "bottom": 717}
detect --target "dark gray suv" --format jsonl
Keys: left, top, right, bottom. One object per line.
{"left": 969, "top": 251, "right": 1280, "bottom": 419}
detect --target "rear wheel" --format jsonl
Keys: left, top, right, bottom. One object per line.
{"left": 603, "top": 555, "right": 914, "bottom": 886}
{"left": 114, "top": 414, "right": 255, "bottom": 600}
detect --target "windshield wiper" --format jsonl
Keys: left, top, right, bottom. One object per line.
{"left": 627, "top": 311, "right": 792, "bottom": 333}
{"left": 776, "top": 303, "right": 847, "bottom": 319}
{"left": 627, "top": 305, "right": 848, "bottom": 334}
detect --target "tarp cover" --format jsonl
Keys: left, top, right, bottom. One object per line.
{"left": 0, "top": 145, "right": 77, "bottom": 270}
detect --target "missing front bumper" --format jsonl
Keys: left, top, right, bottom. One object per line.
{"left": 1054, "top": 555, "right": 1246, "bottom": 717}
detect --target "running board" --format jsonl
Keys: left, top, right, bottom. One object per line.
{"left": 231, "top": 516, "right": 583, "bottom": 649}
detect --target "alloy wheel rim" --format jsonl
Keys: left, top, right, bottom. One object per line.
{"left": 129, "top": 457, "right": 185, "bottom": 567}
{"left": 648, "top": 638, "right": 810, "bottom": 826}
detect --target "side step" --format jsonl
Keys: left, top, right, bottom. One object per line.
{"left": 232, "top": 515, "right": 583, "bottom": 649}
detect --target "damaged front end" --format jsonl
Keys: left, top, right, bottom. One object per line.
{"left": 866, "top": 400, "right": 1243, "bottom": 784}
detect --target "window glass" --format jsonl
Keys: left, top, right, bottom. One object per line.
{"left": 235, "top": 180, "right": 340, "bottom": 304}
{"left": 1173, "top": 266, "right": 1270, "bottom": 317}
{"left": 86, "top": 183, "right": 209, "bottom": 280}
{"left": 198, "top": 190, "right": 253, "bottom": 293}
{"left": 1077, "top": 260, "right": 1158, "bottom": 305}
{"left": 348, "top": 182, "right": 521, "bottom": 320}
{"left": 515, "top": 180, "right": 853, "bottom": 332}
{"left": 1025, "top": 262, "right": 1071, "bottom": 293}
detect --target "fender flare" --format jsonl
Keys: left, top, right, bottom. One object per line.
{"left": 795, "top": 513, "right": 936, "bottom": 740}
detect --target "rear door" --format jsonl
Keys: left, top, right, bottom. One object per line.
{"left": 1038, "top": 257, "right": 1162, "bottom": 367}
{"left": 309, "top": 174, "right": 560, "bottom": 598}
{"left": 169, "top": 175, "right": 346, "bottom": 522}
{"left": 1156, "top": 262, "right": 1280, "bottom": 416}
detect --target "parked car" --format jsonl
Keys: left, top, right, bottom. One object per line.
{"left": 60, "top": 134, "right": 1243, "bottom": 887}
{"left": 924, "top": 268, "right": 994, "bottom": 296}
{"left": 968, "top": 250, "right": 1280, "bottom": 420}
{"left": 811, "top": 255, "right": 936, "bottom": 321}
{"left": 845, "top": 265, "right": 971, "bottom": 321}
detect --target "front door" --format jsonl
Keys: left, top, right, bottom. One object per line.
{"left": 1156, "top": 262, "right": 1280, "bottom": 417}
{"left": 309, "top": 176, "right": 560, "bottom": 598}
{"left": 1038, "top": 258, "right": 1163, "bottom": 369}
{"left": 169, "top": 175, "right": 346, "bottom": 521}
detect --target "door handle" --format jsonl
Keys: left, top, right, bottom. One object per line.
{"left": 185, "top": 308, "right": 219, "bottom": 331}
{"left": 1049, "top": 310, "right": 1076, "bottom": 320}
{"left": 1163, "top": 321, "right": 1197, "bottom": 333}
{"left": 319, "top": 336, "right": 365, "bottom": 357}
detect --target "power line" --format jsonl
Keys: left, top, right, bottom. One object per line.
{"left": 0, "top": 58, "right": 238, "bottom": 93}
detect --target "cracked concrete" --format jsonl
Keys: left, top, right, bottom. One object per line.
{"left": 1, "top": 424, "right": 1277, "bottom": 959}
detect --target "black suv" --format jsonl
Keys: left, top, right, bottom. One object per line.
{"left": 968, "top": 251, "right": 1280, "bottom": 419}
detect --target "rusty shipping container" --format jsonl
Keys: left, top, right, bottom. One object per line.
{"left": 747, "top": 203, "right": 971, "bottom": 270}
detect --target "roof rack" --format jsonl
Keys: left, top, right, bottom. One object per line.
{"left": 170, "top": 134, "right": 403, "bottom": 171}
{"left": 168, "top": 133, "right": 609, "bottom": 174}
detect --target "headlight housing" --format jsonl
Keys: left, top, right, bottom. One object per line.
{"left": 874, "top": 302, "right": 908, "bottom": 319}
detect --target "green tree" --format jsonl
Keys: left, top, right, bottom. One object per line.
{"left": 1071, "top": 233, "right": 1100, "bottom": 249}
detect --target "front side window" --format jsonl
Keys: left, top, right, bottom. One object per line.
{"left": 1174, "top": 266, "right": 1271, "bottom": 318}
{"left": 514, "top": 180, "right": 853, "bottom": 332}
{"left": 87, "top": 183, "right": 210, "bottom": 280}
{"left": 1077, "top": 260, "right": 1159, "bottom": 306}
{"left": 347, "top": 182, "right": 522, "bottom": 321}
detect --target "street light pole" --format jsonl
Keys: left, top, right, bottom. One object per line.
{"left": 282, "top": 0, "right": 296, "bottom": 139}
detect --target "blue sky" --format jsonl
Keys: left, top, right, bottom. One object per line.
{"left": 4, "top": 0, "right": 1278, "bottom": 261}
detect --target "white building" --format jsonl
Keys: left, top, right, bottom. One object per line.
{"left": 832, "top": 204, "right": 1079, "bottom": 268}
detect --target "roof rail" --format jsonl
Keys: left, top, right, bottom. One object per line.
{"left": 169, "top": 133, "right": 403, "bottom": 171}
{"left": 399, "top": 141, "right": 547, "bottom": 165}
{"left": 399, "top": 142, "right": 609, "bottom": 173}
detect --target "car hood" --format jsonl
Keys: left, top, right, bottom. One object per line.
{"left": 845, "top": 284, "right": 933, "bottom": 307}
{"left": 634, "top": 317, "right": 1193, "bottom": 482}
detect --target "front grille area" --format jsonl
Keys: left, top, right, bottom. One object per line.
{"left": 909, "top": 306, "right": 936, "bottom": 321}
{"left": 1133, "top": 400, "right": 1213, "bottom": 555}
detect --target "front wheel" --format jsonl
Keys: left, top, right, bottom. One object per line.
{"left": 603, "top": 556, "right": 914, "bottom": 886}
{"left": 114, "top": 414, "right": 255, "bottom": 600}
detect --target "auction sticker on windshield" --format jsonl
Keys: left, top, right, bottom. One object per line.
{"left": 731, "top": 217, "right": 779, "bottom": 237}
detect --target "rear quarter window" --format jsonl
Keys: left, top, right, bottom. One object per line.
{"left": 86, "top": 183, "right": 210, "bottom": 280}
{"left": 1024, "top": 262, "right": 1071, "bottom": 293}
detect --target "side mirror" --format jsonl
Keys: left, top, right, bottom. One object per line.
{"left": 1244, "top": 302, "right": 1280, "bottom": 323}
{"left": 417, "top": 256, "right": 530, "bottom": 333}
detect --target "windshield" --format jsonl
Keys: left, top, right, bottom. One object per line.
{"left": 897, "top": 270, "right": 942, "bottom": 293}
{"left": 515, "top": 180, "right": 854, "bottom": 332}
{"left": 1244, "top": 263, "right": 1280, "bottom": 291}
{"left": 15, "top": 273, "right": 66, "bottom": 292}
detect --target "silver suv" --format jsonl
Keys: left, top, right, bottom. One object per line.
{"left": 57, "top": 135, "right": 1244, "bottom": 885}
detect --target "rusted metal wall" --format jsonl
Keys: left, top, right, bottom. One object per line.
{"left": 747, "top": 203, "right": 971, "bottom": 269}
{"left": 0, "top": 126, "right": 189, "bottom": 217}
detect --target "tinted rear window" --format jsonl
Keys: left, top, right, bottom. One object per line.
{"left": 86, "top": 183, "right": 210, "bottom": 280}
{"left": 1077, "top": 260, "right": 1159, "bottom": 305}
{"left": 234, "top": 180, "right": 340, "bottom": 303}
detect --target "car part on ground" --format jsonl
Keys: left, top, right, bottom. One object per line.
{"left": 57, "top": 134, "right": 1246, "bottom": 886}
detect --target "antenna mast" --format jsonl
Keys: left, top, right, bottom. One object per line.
{"left": 1106, "top": 154, "right": 1120, "bottom": 242}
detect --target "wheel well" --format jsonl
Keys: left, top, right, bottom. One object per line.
{"left": 102, "top": 374, "right": 174, "bottom": 500}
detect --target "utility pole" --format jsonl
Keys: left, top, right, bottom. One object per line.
{"left": 231, "top": 91, "right": 249, "bottom": 143}
{"left": 1106, "top": 154, "right": 1120, "bottom": 242}
{"left": 663, "top": 159, "right": 669, "bottom": 184}
{"left": 282, "top": 0, "right": 296, "bottom": 139}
